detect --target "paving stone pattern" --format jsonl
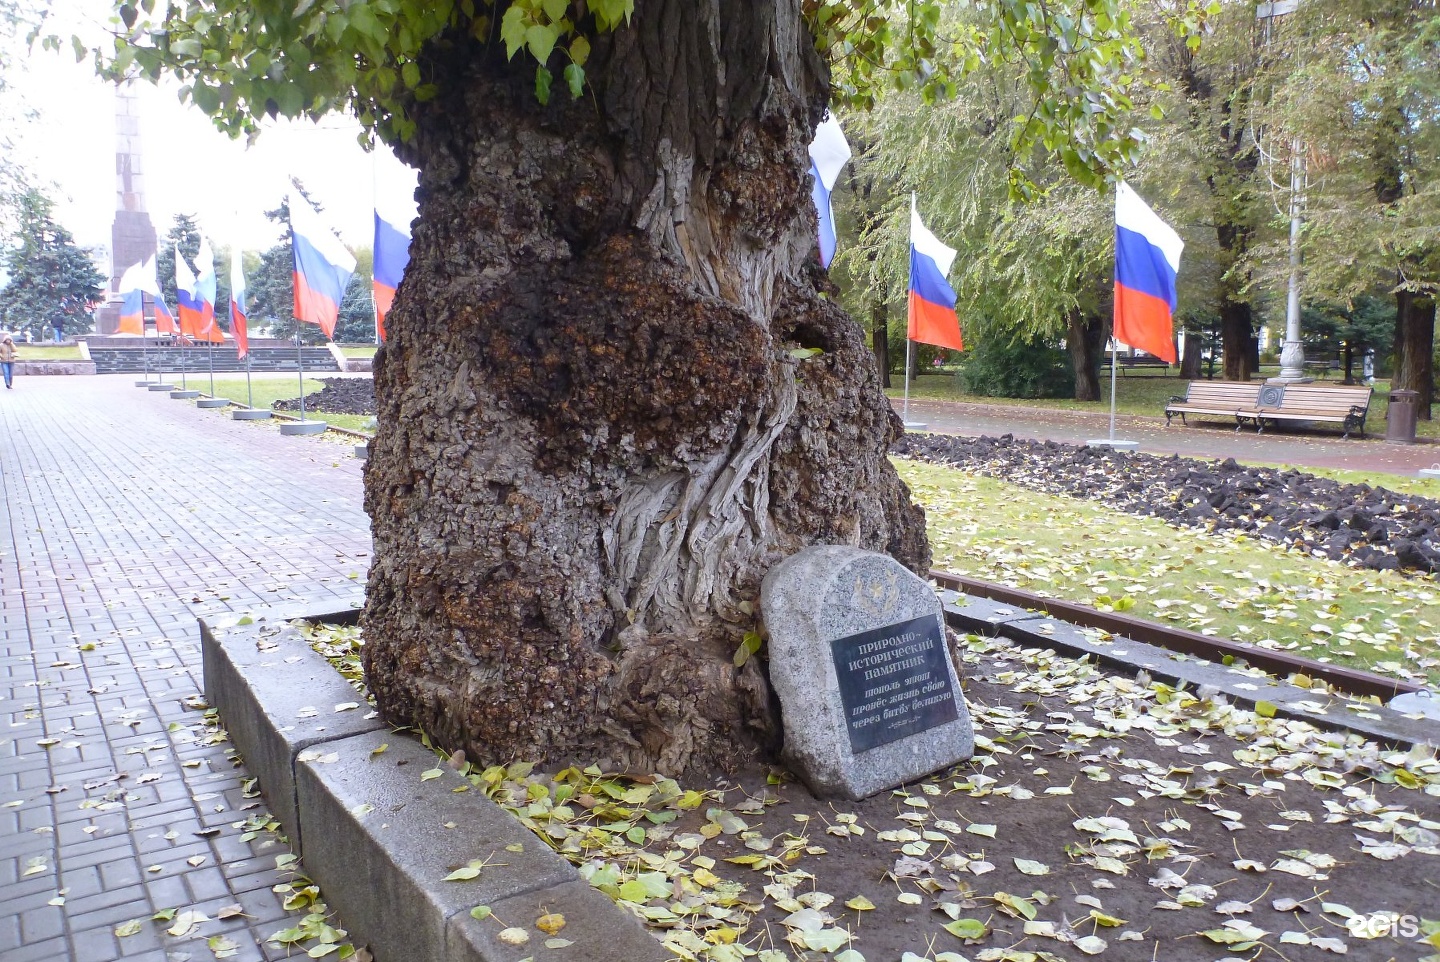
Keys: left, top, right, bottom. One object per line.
{"left": 0, "top": 376, "right": 371, "bottom": 961}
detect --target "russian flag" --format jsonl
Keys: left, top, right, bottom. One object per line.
{"left": 154, "top": 296, "right": 176, "bottom": 335}
{"left": 907, "top": 196, "right": 964, "bottom": 352}
{"left": 1114, "top": 183, "right": 1183, "bottom": 364}
{"left": 174, "top": 251, "right": 206, "bottom": 340}
{"left": 373, "top": 157, "right": 417, "bottom": 343}
{"left": 116, "top": 261, "right": 146, "bottom": 335}
{"left": 808, "top": 112, "right": 851, "bottom": 269}
{"left": 230, "top": 244, "right": 249, "bottom": 360}
{"left": 289, "top": 190, "right": 357, "bottom": 340}
{"left": 193, "top": 238, "right": 225, "bottom": 344}
{"left": 372, "top": 213, "right": 410, "bottom": 343}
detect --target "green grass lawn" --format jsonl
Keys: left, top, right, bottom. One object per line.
{"left": 887, "top": 369, "right": 1439, "bottom": 439}
{"left": 14, "top": 345, "right": 85, "bottom": 361}
{"left": 896, "top": 457, "right": 1440, "bottom": 686}
{"left": 338, "top": 345, "right": 378, "bottom": 358}
{"left": 200, "top": 376, "right": 374, "bottom": 435}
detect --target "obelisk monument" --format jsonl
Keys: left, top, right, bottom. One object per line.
{"left": 95, "top": 84, "right": 158, "bottom": 336}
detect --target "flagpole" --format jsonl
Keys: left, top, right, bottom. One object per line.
{"left": 903, "top": 338, "right": 913, "bottom": 425}
{"left": 296, "top": 325, "right": 307, "bottom": 423}
{"left": 208, "top": 338, "right": 215, "bottom": 397}
{"left": 246, "top": 353, "right": 253, "bottom": 410}
{"left": 140, "top": 294, "right": 151, "bottom": 384}
{"left": 1108, "top": 338, "right": 1119, "bottom": 441}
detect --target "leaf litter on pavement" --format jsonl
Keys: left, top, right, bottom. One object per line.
{"left": 304, "top": 620, "right": 1440, "bottom": 962}
{"left": 292, "top": 448, "right": 1440, "bottom": 959}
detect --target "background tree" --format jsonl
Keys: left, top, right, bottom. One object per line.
{"left": 99, "top": 0, "right": 1203, "bottom": 774}
{"left": 0, "top": 187, "right": 105, "bottom": 339}
{"left": 1145, "top": 3, "right": 1267, "bottom": 382}
{"left": 1299, "top": 295, "right": 1395, "bottom": 385}
{"left": 0, "top": 0, "right": 44, "bottom": 236}
{"left": 832, "top": 8, "right": 1207, "bottom": 403}
{"left": 334, "top": 248, "right": 378, "bottom": 343}
{"left": 1260, "top": 0, "right": 1439, "bottom": 415}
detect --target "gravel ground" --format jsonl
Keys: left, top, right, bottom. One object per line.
{"left": 274, "top": 377, "right": 376, "bottom": 415}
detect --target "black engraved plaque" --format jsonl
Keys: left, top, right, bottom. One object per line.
{"left": 830, "top": 614, "right": 959, "bottom": 753}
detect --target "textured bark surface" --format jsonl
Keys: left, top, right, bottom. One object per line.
{"left": 361, "top": 1, "right": 929, "bottom": 776}
{"left": 1066, "top": 308, "right": 1104, "bottom": 402}
{"left": 1394, "top": 289, "right": 1436, "bottom": 420}
{"left": 1179, "top": 331, "right": 1203, "bottom": 380}
{"left": 1219, "top": 296, "right": 1255, "bottom": 382}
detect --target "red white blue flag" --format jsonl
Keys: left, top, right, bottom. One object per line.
{"left": 907, "top": 196, "right": 963, "bottom": 352}
{"left": 1114, "top": 183, "right": 1183, "bottom": 364}
{"left": 289, "top": 191, "right": 357, "bottom": 340}
{"left": 230, "top": 243, "right": 249, "bottom": 359}
{"left": 193, "top": 238, "right": 225, "bottom": 344}
{"left": 808, "top": 113, "right": 851, "bottom": 269}
{"left": 174, "top": 250, "right": 204, "bottom": 341}
{"left": 116, "top": 260, "right": 146, "bottom": 335}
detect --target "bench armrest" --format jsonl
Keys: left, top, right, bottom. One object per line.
{"left": 1167, "top": 395, "right": 1186, "bottom": 404}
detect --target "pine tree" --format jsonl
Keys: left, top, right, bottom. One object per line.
{"left": 0, "top": 188, "right": 105, "bottom": 340}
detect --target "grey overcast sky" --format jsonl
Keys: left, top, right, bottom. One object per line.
{"left": 7, "top": 0, "right": 416, "bottom": 272}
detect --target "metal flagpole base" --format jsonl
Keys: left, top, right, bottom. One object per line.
{"left": 1086, "top": 439, "right": 1140, "bottom": 452}
{"left": 135, "top": 379, "right": 159, "bottom": 387}
{"left": 1420, "top": 466, "right": 1440, "bottom": 479}
{"left": 279, "top": 420, "right": 328, "bottom": 436}
{"left": 196, "top": 398, "right": 229, "bottom": 409}
{"left": 231, "top": 408, "right": 272, "bottom": 420}
{"left": 902, "top": 422, "right": 928, "bottom": 431}
{"left": 354, "top": 443, "right": 369, "bottom": 460}
{"left": 147, "top": 383, "right": 174, "bottom": 391}
{"left": 169, "top": 389, "right": 201, "bottom": 399}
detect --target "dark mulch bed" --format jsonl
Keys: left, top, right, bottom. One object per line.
{"left": 894, "top": 433, "right": 1440, "bottom": 577}
{"left": 274, "top": 377, "right": 376, "bottom": 416}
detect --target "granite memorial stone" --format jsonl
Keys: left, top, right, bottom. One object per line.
{"left": 761, "top": 545, "right": 974, "bottom": 799}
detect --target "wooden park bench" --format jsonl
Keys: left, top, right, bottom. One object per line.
{"left": 1244, "top": 383, "right": 1373, "bottom": 439}
{"left": 1163, "top": 380, "right": 1264, "bottom": 429}
{"left": 1102, "top": 354, "right": 1171, "bottom": 375}
{"left": 1303, "top": 359, "right": 1342, "bottom": 379}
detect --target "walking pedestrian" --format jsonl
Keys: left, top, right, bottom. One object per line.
{"left": 0, "top": 333, "right": 17, "bottom": 389}
{"left": 52, "top": 320, "right": 64, "bottom": 344}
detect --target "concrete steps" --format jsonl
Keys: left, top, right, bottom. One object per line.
{"left": 87, "top": 345, "right": 341, "bottom": 375}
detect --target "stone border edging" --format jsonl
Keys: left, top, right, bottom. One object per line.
{"left": 14, "top": 359, "right": 97, "bottom": 375}
{"left": 943, "top": 589, "right": 1439, "bottom": 748}
{"left": 199, "top": 606, "right": 669, "bottom": 962}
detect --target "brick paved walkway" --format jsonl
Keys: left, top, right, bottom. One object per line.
{"left": 1, "top": 375, "right": 369, "bottom": 962}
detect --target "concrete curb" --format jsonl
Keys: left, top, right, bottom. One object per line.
{"left": 200, "top": 605, "right": 668, "bottom": 962}
{"left": 14, "top": 360, "right": 97, "bottom": 375}
{"left": 942, "top": 589, "right": 1440, "bottom": 748}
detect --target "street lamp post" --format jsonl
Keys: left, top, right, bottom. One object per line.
{"left": 1257, "top": 0, "right": 1309, "bottom": 383}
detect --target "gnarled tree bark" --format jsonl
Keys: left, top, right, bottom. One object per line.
{"left": 361, "top": 1, "right": 929, "bottom": 776}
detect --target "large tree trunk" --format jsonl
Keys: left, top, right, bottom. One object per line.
{"left": 1394, "top": 288, "right": 1436, "bottom": 420}
{"left": 1180, "top": 330, "right": 1203, "bottom": 380}
{"left": 1220, "top": 298, "right": 1255, "bottom": 381}
{"left": 362, "top": 2, "right": 929, "bottom": 777}
{"left": 871, "top": 295, "right": 891, "bottom": 389}
{"left": 1067, "top": 308, "right": 1105, "bottom": 402}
